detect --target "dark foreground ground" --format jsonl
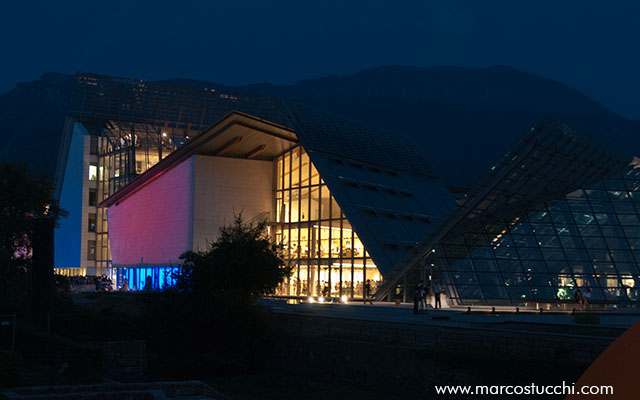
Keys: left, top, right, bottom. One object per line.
{"left": 2, "top": 293, "right": 633, "bottom": 399}
{"left": 208, "top": 374, "right": 401, "bottom": 400}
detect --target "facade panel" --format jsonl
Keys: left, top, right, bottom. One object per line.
{"left": 107, "top": 157, "right": 195, "bottom": 266}
{"left": 192, "top": 155, "right": 273, "bottom": 252}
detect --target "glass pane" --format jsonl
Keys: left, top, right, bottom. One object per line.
{"left": 310, "top": 186, "right": 320, "bottom": 221}
{"left": 300, "top": 188, "right": 309, "bottom": 222}
{"left": 310, "top": 162, "right": 320, "bottom": 186}
{"left": 300, "top": 150, "right": 310, "bottom": 186}
{"left": 291, "top": 148, "right": 301, "bottom": 188}
{"left": 276, "top": 156, "right": 283, "bottom": 190}
{"left": 330, "top": 194, "right": 341, "bottom": 219}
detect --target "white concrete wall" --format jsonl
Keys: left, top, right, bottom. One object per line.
{"left": 107, "top": 157, "right": 195, "bottom": 265}
{"left": 192, "top": 155, "right": 273, "bottom": 252}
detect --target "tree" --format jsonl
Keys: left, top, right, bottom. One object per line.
{"left": 0, "top": 163, "right": 66, "bottom": 311}
{"left": 175, "top": 214, "right": 290, "bottom": 307}
{"left": 148, "top": 215, "right": 290, "bottom": 377}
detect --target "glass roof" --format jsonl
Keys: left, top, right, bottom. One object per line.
{"left": 376, "top": 120, "right": 633, "bottom": 300}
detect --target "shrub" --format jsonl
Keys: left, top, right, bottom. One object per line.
{"left": 147, "top": 215, "right": 290, "bottom": 378}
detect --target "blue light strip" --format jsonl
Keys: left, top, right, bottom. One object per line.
{"left": 115, "top": 266, "right": 180, "bottom": 291}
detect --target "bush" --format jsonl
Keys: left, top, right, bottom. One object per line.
{"left": 0, "top": 163, "right": 66, "bottom": 313}
{"left": 146, "top": 215, "right": 290, "bottom": 379}
{"left": 175, "top": 215, "right": 290, "bottom": 307}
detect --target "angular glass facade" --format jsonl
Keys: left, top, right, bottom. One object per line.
{"left": 274, "top": 146, "right": 382, "bottom": 299}
{"left": 440, "top": 169, "right": 640, "bottom": 305}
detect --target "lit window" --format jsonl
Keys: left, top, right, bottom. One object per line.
{"left": 89, "top": 164, "right": 97, "bottom": 181}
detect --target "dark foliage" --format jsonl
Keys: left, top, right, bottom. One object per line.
{"left": 175, "top": 215, "right": 290, "bottom": 307}
{"left": 0, "top": 163, "right": 66, "bottom": 312}
{"left": 145, "top": 215, "right": 291, "bottom": 378}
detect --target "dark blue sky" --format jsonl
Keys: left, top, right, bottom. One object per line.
{"left": 2, "top": 0, "right": 639, "bottom": 119}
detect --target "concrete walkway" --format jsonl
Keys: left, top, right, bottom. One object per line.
{"left": 262, "top": 299, "right": 640, "bottom": 334}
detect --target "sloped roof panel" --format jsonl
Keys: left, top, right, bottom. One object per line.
{"left": 376, "top": 120, "right": 633, "bottom": 298}
{"left": 284, "top": 100, "right": 437, "bottom": 177}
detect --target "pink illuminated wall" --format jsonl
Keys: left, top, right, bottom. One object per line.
{"left": 107, "top": 155, "right": 273, "bottom": 266}
{"left": 108, "top": 157, "right": 195, "bottom": 265}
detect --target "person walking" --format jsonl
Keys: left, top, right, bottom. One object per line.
{"left": 119, "top": 278, "right": 130, "bottom": 292}
{"left": 583, "top": 287, "right": 592, "bottom": 311}
{"left": 434, "top": 282, "right": 442, "bottom": 309}
{"left": 574, "top": 288, "right": 583, "bottom": 310}
{"left": 423, "top": 283, "right": 430, "bottom": 309}
{"left": 364, "top": 279, "right": 374, "bottom": 304}
{"left": 417, "top": 282, "right": 426, "bottom": 311}
{"left": 413, "top": 285, "right": 422, "bottom": 314}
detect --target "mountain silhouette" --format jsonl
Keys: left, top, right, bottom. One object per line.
{"left": 1, "top": 66, "right": 637, "bottom": 186}
{"left": 0, "top": 73, "right": 74, "bottom": 175}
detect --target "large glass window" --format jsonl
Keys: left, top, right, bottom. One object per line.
{"left": 274, "top": 147, "right": 381, "bottom": 299}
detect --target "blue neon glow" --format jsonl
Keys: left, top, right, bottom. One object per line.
{"left": 115, "top": 266, "right": 181, "bottom": 291}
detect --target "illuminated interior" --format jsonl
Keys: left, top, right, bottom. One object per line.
{"left": 274, "top": 147, "right": 382, "bottom": 298}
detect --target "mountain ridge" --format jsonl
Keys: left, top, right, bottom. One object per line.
{"left": 1, "top": 66, "right": 637, "bottom": 186}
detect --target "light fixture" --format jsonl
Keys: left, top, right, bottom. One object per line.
{"left": 318, "top": 297, "right": 325, "bottom": 303}
{"left": 162, "top": 132, "right": 167, "bottom": 137}
{"left": 341, "top": 295, "right": 348, "bottom": 303}
{"left": 308, "top": 297, "right": 314, "bottom": 303}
